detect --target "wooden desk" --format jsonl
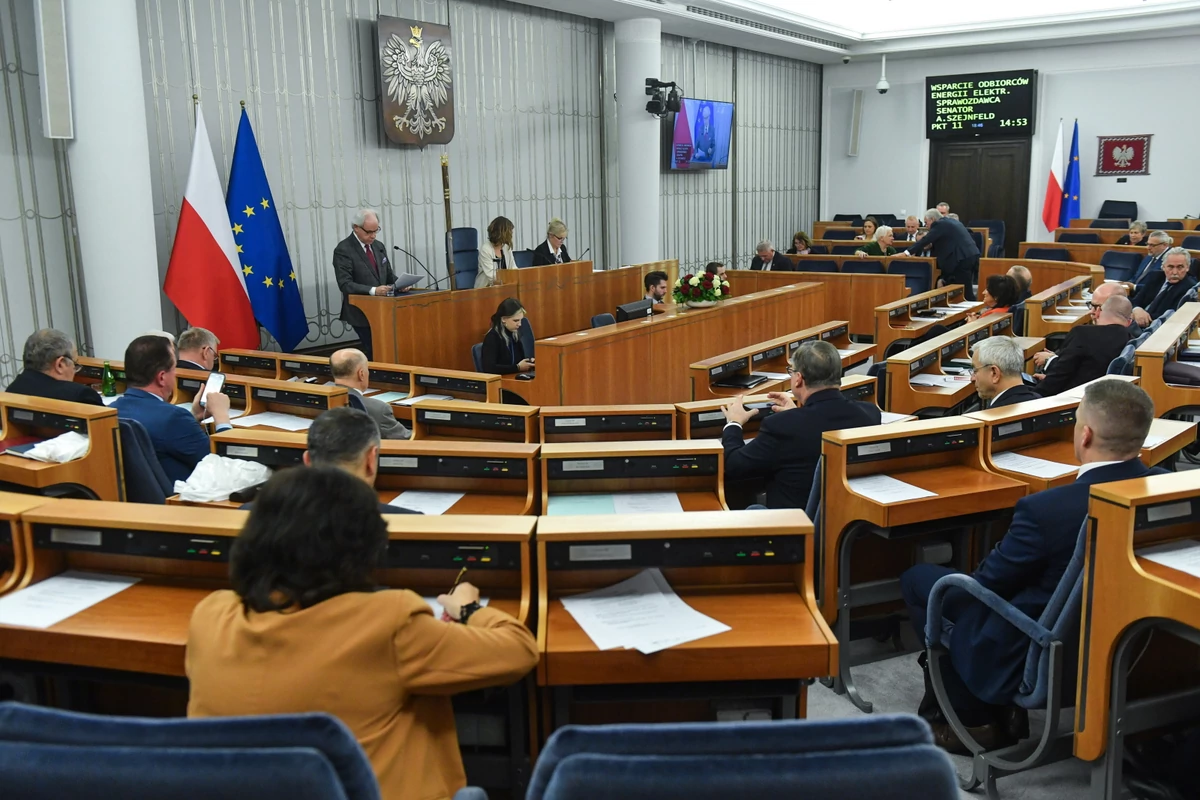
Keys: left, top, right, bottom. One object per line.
{"left": 688, "top": 320, "right": 874, "bottom": 402}
{"left": 820, "top": 417, "right": 1027, "bottom": 711}
{"left": 411, "top": 400, "right": 537, "bottom": 444}
{"left": 502, "top": 283, "right": 825, "bottom": 407}
{"left": 74, "top": 357, "right": 127, "bottom": 398}
{"left": 1023, "top": 276, "right": 1093, "bottom": 341}
{"left": 0, "top": 492, "right": 53, "bottom": 596}
{"left": 874, "top": 284, "right": 979, "bottom": 357}
{"left": 539, "top": 406, "right": 676, "bottom": 443}
{"left": 1020, "top": 241, "right": 1199, "bottom": 267}
{"left": 0, "top": 393, "right": 123, "bottom": 501}
{"left": 967, "top": 397, "right": 1195, "bottom": 492}
{"left": 1067, "top": 218, "right": 1129, "bottom": 229}
{"left": 807, "top": 226, "right": 990, "bottom": 257}
{"left": 218, "top": 348, "right": 280, "bottom": 379}
{"left": 497, "top": 261, "right": 641, "bottom": 343}
{"left": 540, "top": 439, "right": 726, "bottom": 514}
{"left": 410, "top": 365, "right": 502, "bottom": 404}
{"left": 1052, "top": 228, "right": 1136, "bottom": 246}
{"left": 1167, "top": 219, "right": 1200, "bottom": 231}
{"left": 1134, "top": 302, "right": 1200, "bottom": 416}
{"left": 536, "top": 509, "right": 835, "bottom": 727}
{"left": 978, "top": 258, "right": 1105, "bottom": 300}
{"left": 1076, "top": 474, "right": 1200, "bottom": 796}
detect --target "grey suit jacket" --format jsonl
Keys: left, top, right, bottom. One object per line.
{"left": 349, "top": 387, "right": 411, "bottom": 440}
{"left": 334, "top": 233, "right": 398, "bottom": 327}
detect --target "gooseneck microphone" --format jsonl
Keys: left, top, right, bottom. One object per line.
{"left": 393, "top": 245, "right": 445, "bottom": 289}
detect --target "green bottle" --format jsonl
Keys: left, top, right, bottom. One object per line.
{"left": 100, "top": 361, "right": 116, "bottom": 397}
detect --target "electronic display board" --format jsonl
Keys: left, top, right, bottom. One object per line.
{"left": 926, "top": 70, "right": 1037, "bottom": 138}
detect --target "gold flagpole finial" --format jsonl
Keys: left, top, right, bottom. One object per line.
{"left": 240, "top": 99, "right": 246, "bottom": 108}
{"left": 440, "top": 153, "right": 449, "bottom": 166}
{"left": 192, "top": 94, "right": 199, "bottom": 104}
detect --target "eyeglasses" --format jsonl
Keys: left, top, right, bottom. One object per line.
{"left": 62, "top": 355, "right": 81, "bottom": 374}
{"left": 786, "top": 367, "right": 796, "bottom": 376}
{"left": 1088, "top": 302, "right": 1103, "bottom": 311}
{"left": 969, "top": 363, "right": 995, "bottom": 375}
{"left": 357, "top": 225, "right": 381, "bottom": 235}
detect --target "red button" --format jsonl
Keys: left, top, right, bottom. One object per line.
{"left": 750, "top": 551, "right": 760, "bottom": 557}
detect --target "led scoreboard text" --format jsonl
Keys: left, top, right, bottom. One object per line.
{"left": 925, "top": 69, "right": 1037, "bottom": 139}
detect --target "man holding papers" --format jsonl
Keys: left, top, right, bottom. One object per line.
{"left": 900, "top": 380, "right": 1164, "bottom": 753}
{"left": 721, "top": 341, "right": 880, "bottom": 509}
{"left": 969, "top": 337, "right": 1040, "bottom": 408}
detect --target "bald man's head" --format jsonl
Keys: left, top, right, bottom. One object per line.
{"left": 331, "top": 348, "right": 370, "bottom": 389}
{"left": 1099, "top": 295, "right": 1133, "bottom": 327}
{"left": 1006, "top": 265, "right": 1031, "bottom": 295}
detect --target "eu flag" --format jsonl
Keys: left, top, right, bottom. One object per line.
{"left": 1060, "top": 119, "right": 1081, "bottom": 227}
{"left": 226, "top": 109, "right": 307, "bottom": 351}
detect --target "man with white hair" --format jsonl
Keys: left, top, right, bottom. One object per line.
{"left": 969, "top": 337, "right": 1040, "bottom": 408}
{"left": 333, "top": 208, "right": 400, "bottom": 360}
{"left": 903, "top": 216, "right": 922, "bottom": 242}
{"left": 899, "top": 208, "right": 981, "bottom": 300}
{"left": 749, "top": 239, "right": 794, "bottom": 272}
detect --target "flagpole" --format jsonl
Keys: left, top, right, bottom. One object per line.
{"left": 442, "top": 153, "right": 455, "bottom": 290}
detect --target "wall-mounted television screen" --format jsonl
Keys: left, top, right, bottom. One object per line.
{"left": 667, "top": 98, "right": 734, "bottom": 171}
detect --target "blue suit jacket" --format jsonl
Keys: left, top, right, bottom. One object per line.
{"left": 1130, "top": 251, "right": 1164, "bottom": 294}
{"left": 113, "top": 387, "right": 211, "bottom": 485}
{"left": 949, "top": 458, "right": 1164, "bottom": 704}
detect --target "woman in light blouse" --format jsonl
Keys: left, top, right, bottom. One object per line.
{"left": 475, "top": 216, "right": 517, "bottom": 288}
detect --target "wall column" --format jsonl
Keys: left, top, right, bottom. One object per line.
{"left": 64, "top": 0, "right": 162, "bottom": 357}
{"left": 614, "top": 19, "right": 662, "bottom": 266}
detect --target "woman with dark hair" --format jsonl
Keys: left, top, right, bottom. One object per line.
{"left": 480, "top": 297, "right": 533, "bottom": 375}
{"left": 855, "top": 216, "right": 879, "bottom": 241}
{"left": 475, "top": 216, "right": 516, "bottom": 288}
{"left": 968, "top": 274, "right": 1020, "bottom": 320}
{"left": 186, "top": 467, "right": 538, "bottom": 800}
{"left": 786, "top": 231, "right": 812, "bottom": 255}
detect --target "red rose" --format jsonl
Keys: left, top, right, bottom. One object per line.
{"left": 691, "top": 286, "right": 702, "bottom": 298}
{"left": 721, "top": 285, "right": 730, "bottom": 294}
{"left": 703, "top": 279, "right": 713, "bottom": 289}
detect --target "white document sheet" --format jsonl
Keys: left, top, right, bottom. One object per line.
{"left": 910, "top": 374, "right": 962, "bottom": 387}
{"left": 611, "top": 492, "right": 685, "bottom": 515}
{"left": 0, "top": 571, "right": 141, "bottom": 629}
{"left": 880, "top": 412, "right": 912, "bottom": 424}
{"left": 847, "top": 475, "right": 936, "bottom": 503}
{"left": 396, "top": 394, "right": 454, "bottom": 407}
{"left": 423, "top": 596, "right": 490, "bottom": 620}
{"left": 759, "top": 372, "right": 790, "bottom": 381}
{"left": 101, "top": 394, "right": 123, "bottom": 406}
{"left": 231, "top": 412, "right": 312, "bottom": 431}
{"left": 1137, "top": 539, "right": 1200, "bottom": 579}
{"left": 370, "top": 391, "right": 410, "bottom": 405}
{"left": 388, "top": 490, "right": 465, "bottom": 515}
{"left": 837, "top": 349, "right": 859, "bottom": 358}
{"left": 201, "top": 407, "right": 246, "bottom": 426}
{"left": 1042, "top": 314, "right": 1084, "bottom": 321}
{"left": 949, "top": 301, "right": 979, "bottom": 309}
{"left": 991, "top": 451, "right": 1077, "bottom": 479}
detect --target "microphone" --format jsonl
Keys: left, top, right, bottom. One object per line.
{"left": 579, "top": 247, "right": 591, "bottom": 261}
{"left": 393, "top": 245, "right": 444, "bottom": 289}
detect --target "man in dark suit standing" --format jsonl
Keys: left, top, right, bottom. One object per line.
{"left": 721, "top": 340, "right": 880, "bottom": 509}
{"left": 1032, "top": 296, "right": 1133, "bottom": 396}
{"left": 1129, "top": 230, "right": 1172, "bottom": 293}
{"left": 899, "top": 209, "right": 980, "bottom": 300}
{"left": 969, "top": 337, "right": 1040, "bottom": 408}
{"left": 333, "top": 209, "right": 398, "bottom": 361}
{"left": 6, "top": 329, "right": 104, "bottom": 406}
{"left": 901, "top": 380, "right": 1162, "bottom": 752}
{"left": 749, "top": 239, "right": 794, "bottom": 272}
{"left": 532, "top": 218, "right": 571, "bottom": 266}
{"left": 1130, "top": 247, "right": 1197, "bottom": 328}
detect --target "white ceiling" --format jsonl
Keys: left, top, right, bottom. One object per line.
{"left": 530, "top": 0, "right": 1200, "bottom": 63}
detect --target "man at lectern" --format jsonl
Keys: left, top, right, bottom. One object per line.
{"left": 334, "top": 208, "right": 398, "bottom": 360}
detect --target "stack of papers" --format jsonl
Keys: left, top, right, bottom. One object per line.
{"left": 0, "top": 571, "right": 140, "bottom": 628}
{"left": 1138, "top": 539, "right": 1200, "bottom": 579}
{"left": 1043, "top": 314, "right": 1083, "bottom": 321}
{"left": 387, "top": 490, "right": 464, "bottom": 515}
{"left": 910, "top": 374, "right": 967, "bottom": 388}
{"left": 880, "top": 411, "right": 912, "bottom": 424}
{"left": 949, "top": 301, "right": 978, "bottom": 309}
{"left": 231, "top": 412, "right": 313, "bottom": 431}
{"left": 759, "top": 372, "right": 790, "bottom": 381}
{"left": 847, "top": 475, "right": 936, "bottom": 503}
{"left": 991, "top": 451, "right": 1076, "bottom": 479}
{"left": 547, "top": 492, "right": 684, "bottom": 516}
{"left": 560, "top": 568, "right": 730, "bottom": 654}
{"left": 397, "top": 394, "right": 454, "bottom": 406}
{"left": 371, "top": 391, "right": 410, "bottom": 404}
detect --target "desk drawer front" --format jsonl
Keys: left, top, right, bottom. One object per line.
{"left": 251, "top": 387, "right": 329, "bottom": 410}
{"left": 416, "top": 374, "right": 486, "bottom": 395}
{"left": 847, "top": 428, "right": 978, "bottom": 463}
{"left": 385, "top": 540, "right": 521, "bottom": 569}
{"left": 32, "top": 524, "right": 234, "bottom": 562}
{"left": 216, "top": 442, "right": 304, "bottom": 468}
{"left": 549, "top": 415, "right": 672, "bottom": 434}
{"left": 546, "top": 535, "right": 804, "bottom": 570}
{"left": 221, "top": 354, "right": 276, "bottom": 371}
{"left": 380, "top": 455, "right": 527, "bottom": 479}
{"left": 547, "top": 454, "right": 718, "bottom": 479}
{"left": 418, "top": 408, "right": 526, "bottom": 433}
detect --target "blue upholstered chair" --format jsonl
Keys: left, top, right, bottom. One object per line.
{"left": 447, "top": 228, "right": 478, "bottom": 290}
{"left": 842, "top": 261, "right": 884, "bottom": 275}
{"left": 1009, "top": 301, "right": 1026, "bottom": 337}
{"left": 513, "top": 249, "right": 536, "bottom": 268}
{"left": 471, "top": 343, "right": 484, "bottom": 372}
{"left": 887, "top": 260, "right": 933, "bottom": 296}
{"left": 1145, "top": 220, "right": 1183, "bottom": 230}
{"left": 1056, "top": 232, "right": 1100, "bottom": 244}
{"left": 346, "top": 392, "right": 367, "bottom": 412}
{"left": 832, "top": 214, "right": 863, "bottom": 225}
{"left": 967, "top": 219, "right": 1005, "bottom": 257}
{"left": 591, "top": 313, "right": 615, "bottom": 328}
{"left": 831, "top": 244, "right": 860, "bottom": 255}
{"left": 923, "top": 520, "right": 1088, "bottom": 798}
{"left": 527, "top": 716, "right": 958, "bottom": 800}
{"left": 795, "top": 259, "right": 840, "bottom": 273}
{"left": 1180, "top": 235, "right": 1200, "bottom": 251}
{"left": 118, "top": 418, "right": 172, "bottom": 503}
{"left": 1106, "top": 342, "right": 1137, "bottom": 376}
{"left": 1023, "top": 247, "right": 1070, "bottom": 262}
{"left": 1089, "top": 218, "right": 1130, "bottom": 229}
{"left": 1098, "top": 250, "right": 1142, "bottom": 282}
{"left": 1098, "top": 200, "right": 1137, "bottom": 221}
{"left": 518, "top": 317, "right": 535, "bottom": 361}
{"left": 824, "top": 228, "right": 857, "bottom": 240}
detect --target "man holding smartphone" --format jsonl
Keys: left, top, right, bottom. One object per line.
{"left": 114, "top": 335, "right": 233, "bottom": 484}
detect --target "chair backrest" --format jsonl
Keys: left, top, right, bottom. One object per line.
{"left": 967, "top": 219, "right": 1006, "bottom": 249}
{"left": 868, "top": 213, "right": 898, "bottom": 226}
{"left": 832, "top": 214, "right": 863, "bottom": 225}
{"left": 842, "top": 261, "right": 884, "bottom": 275}
{"left": 795, "top": 259, "right": 840, "bottom": 273}
{"left": 1106, "top": 342, "right": 1137, "bottom": 376}
{"left": 1057, "top": 232, "right": 1101, "bottom": 244}
{"left": 519, "top": 316, "right": 535, "bottom": 360}
{"left": 1099, "top": 250, "right": 1143, "bottom": 281}
{"left": 117, "top": 418, "right": 171, "bottom": 503}
{"left": 528, "top": 716, "right": 958, "bottom": 800}
{"left": 1181, "top": 235, "right": 1200, "bottom": 250}
{"left": 513, "top": 249, "right": 536, "bottom": 268}
{"left": 886, "top": 261, "right": 932, "bottom": 295}
{"left": 1089, "top": 218, "right": 1130, "bottom": 229}
{"left": 0, "top": 704, "right": 380, "bottom": 800}
{"left": 1024, "top": 247, "right": 1070, "bottom": 262}
{"left": 591, "top": 313, "right": 615, "bottom": 328}
{"left": 804, "top": 457, "right": 823, "bottom": 540}
{"left": 1010, "top": 301, "right": 1026, "bottom": 336}
{"left": 1146, "top": 220, "right": 1184, "bottom": 230}
{"left": 1098, "top": 200, "right": 1137, "bottom": 220}
{"left": 831, "top": 245, "right": 860, "bottom": 255}
{"left": 808, "top": 244, "right": 828, "bottom": 255}
{"left": 968, "top": 230, "right": 984, "bottom": 254}
{"left": 471, "top": 343, "right": 483, "bottom": 372}
{"left": 824, "top": 228, "right": 857, "bottom": 240}
{"left": 447, "top": 228, "right": 478, "bottom": 290}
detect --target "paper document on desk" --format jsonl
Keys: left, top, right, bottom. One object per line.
{"left": 547, "top": 492, "right": 685, "bottom": 516}
{"left": 759, "top": 372, "right": 790, "bottom": 381}
{"left": 371, "top": 391, "right": 410, "bottom": 404}
{"left": 560, "top": 568, "right": 730, "bottom": 654}
{"left": 0, "top": 571, "right": 140, "bottom": 629}
{"left": 949, "top": 301, "right": 978, "bottom": 309}
{"left": 847, "top": 475, "right": 936, "bottom": 503}
{"left": 388, "top": 490, "right": 464, "bottom": 515}
{"left": 396, "top": 394, "right": 454, "bottom": 407}
{"left": 909, "top": 374, "right": 963, "bottom": 387}
{"left": 1137, "top": 539, "right": 1200, "bottom": 579}
{"left": 232, "top": 412, "right": 313, "bottom": 431}
{"left": 424, "top": 596, "right": 490, "bottom": 620}
{"left": 201, "top": 407, "right": 246, "bottom": 426}
{"left": 880, "top": 412, "right": 912, "bottom": 424}
{"left": 1042, "top": 314, "right": 1084, "bottom": 321}
{"left": 990, "top": 451, "right": 1077, "bottom": 479}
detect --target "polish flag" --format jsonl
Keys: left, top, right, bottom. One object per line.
{"left": 164, "top": 106, "right": 259, "bottom": 348}
{"left": 1041, "top": 120, "right": 1065, "bottom": 233}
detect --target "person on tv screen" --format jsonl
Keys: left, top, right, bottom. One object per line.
{"left": 692, "top": 102, "right": 716, "bottom": 163}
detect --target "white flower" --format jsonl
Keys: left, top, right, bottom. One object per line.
{"left": 689, "top": 275, "right": 701, "bottom": 286}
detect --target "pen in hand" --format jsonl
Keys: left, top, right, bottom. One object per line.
{"left": 440, "top": 566, "right": 468, "bottom": 621}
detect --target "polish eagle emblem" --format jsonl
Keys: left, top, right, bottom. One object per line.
{"left": 381, "top": 25, "right": 452, "bottom": 140}
{"left": 1111, "top": 145, "right": 1135, "bottom": 168}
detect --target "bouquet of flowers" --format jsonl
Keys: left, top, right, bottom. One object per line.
{"left": 672, "top": 271, "right": 730, "bottom": 304}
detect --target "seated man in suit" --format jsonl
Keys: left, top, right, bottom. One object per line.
{"left": 1031, "top": 296, "right": 1132, "bottom": 396}
{"left": 749, "top": 239, "right": 794, "bottom": 272}
{"left": 901, "top": 380, "right": 1162, "bottom": 752}
{"left": 6, "top": 329, "right": 103, "bottom": 406}
{"left": 114, "top": 335, "right": 233, "bottom": 484}
{"left": 1129, "top": 230, "right": 1173, "bottom": 293}
{"left": 330, "top": 348, "right": 410, "bottom": 440}
{"left": 970, "top": 336, "right": 1040, "bottom": 408}
{"left": 333, "top": 208, "right": 399, "bottom": 361}
{"left": 531, "top": 218, "right": 571, "bottom": 266}
{"left": 1006, "top": 265, "right": 1032, "bottom": 303}
{"left": 644, "top": 270, "right": 669, "bottom": 304}
{"left": 1131, "top": 247, "right": 1197, "bottom": 328}
{"left": 721, "top": 340, "right": 881, "bottom": 509}
{"left": 242, "top": 407, "right": 419, "bottom": 514}
{"left": 902, "top": 215, "right": 923, "bottom": 242}
{"left": 175, "top": 327, "right": 219, "bottom": 371}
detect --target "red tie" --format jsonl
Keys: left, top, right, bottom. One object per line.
{"left": 364, "top": 244, "right": 379, "bottom": 279}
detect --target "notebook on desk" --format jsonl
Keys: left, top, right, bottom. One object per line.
{"left": 714, "top": 374, "right": 770, "bottom": 390}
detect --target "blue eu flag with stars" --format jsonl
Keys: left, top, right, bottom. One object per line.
{"left": 1060, "top": 119, "right": 1082, "bottom": 227}
{"left": 226, "top": 109, "right": 307, "bottom": 352}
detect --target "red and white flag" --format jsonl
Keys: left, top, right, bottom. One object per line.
{"left": 164, "top": 105, "right": 259, "bottom": 348}
{"left": 1041, "top": 120, "right": 1065, "bottom": 233}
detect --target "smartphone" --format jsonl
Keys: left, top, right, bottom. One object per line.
{"left": 200, "top": 371, "right": 225, "bottom": 407}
